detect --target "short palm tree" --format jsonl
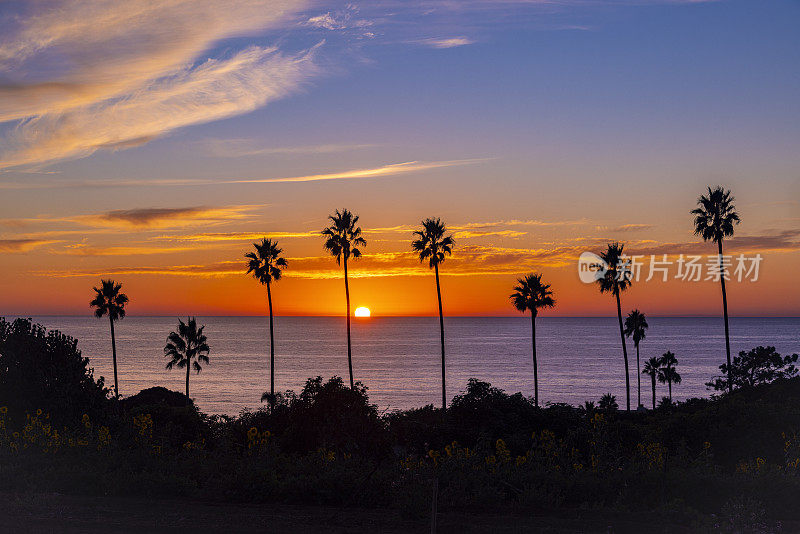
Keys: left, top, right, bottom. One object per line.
{"left": 322, "top": 209, "right": 366, "bottom": 389}
{"left": 164, "top": 317, "right": 210, "bottom": 400}
{"left": 245, "top": 238, "right": 288, "bottom": 404}
{"left": 510, "top": 273, "right": 555, "bottom": 407}
{"left": 596, "top": 242, "right": 633, "bottom": 411}
{"left": 692, "top": 186, "right": 740, "bottom": 392}
{"left": 598, "top": 393, "right": 618, "bottom": 413}
{"left": 642, "top": 356, "right": 660, "bottom": 410}
{"left": 657, "top": 350, "right": 681, "bottom": 402}
{"left": 623, "top": 309, "right": 649, "bottom": 409}
{"left": 90, "top": 279, "right": 128, "bottom": 398}
{"left": 412, "top": 217, "right": 454, "bottom": 411}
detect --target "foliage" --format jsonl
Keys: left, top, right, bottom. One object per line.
{"left": 411, "top": 217, "right": 454, "bottom": 268}
{"left": 0, "top": 318, "right": 110, "bottom": 426}
{"left": 245, "top": 238, "right": 287, "bottom": 285}
{"left": 321, "top": 209, "right": 366, "bottom": 265}
{"left": 707, "top": 347, "right": 798, "bottom": 392}
{"left": 510, "top": 273, "right": 555, "bottom": 317}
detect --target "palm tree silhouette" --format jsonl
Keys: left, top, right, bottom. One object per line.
{"left": 657, "top": 350, "right": 681, "bottom": 402}
{"left": 164, "top": 317, "right": 210, "bottom": 400}
{"left": 322, "top": 209, "right": 366, "bottom": 389}
{"left": 692, "top": 186, "right": 740, "bottom": 393}
{"left": 623, "top": 309, "right": 648, "bottom": 409}
{"left": 596, "top": 242, "right": 633, "bottom": 411}
{"left": 510, "top": 273, "right": 555, "bottom": 407}
{"left": 246, "top": 238, "right": 288, "bottom": 405}
{"left": 598, "top": 393, "right": 618, "bottom": 413}
{"left": 642, "top": 356, "right": 660, "bottom": 410}
{"left": 90, "top": 279, "right": 128, "bottom": 398}
{"left": 412, "top": 217, "right": 454, "bottom": 411}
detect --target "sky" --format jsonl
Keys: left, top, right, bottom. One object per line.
{"left": 0, "top": 0, "right": 798, "bottom": 317}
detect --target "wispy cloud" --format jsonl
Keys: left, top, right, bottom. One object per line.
{"left": 0, "top": 0, "right": 316, "bottom": 169}
{"left": 75, "top": 205, "right": 261, "bottom": 229}
{"left": 414, "top": 37, "right": 475, "bottom": 49}
{"left": 0, "top": 238, "right": 59, "bottom": 253}
{"left": 228, "top": 159, "right": 488, "bottom": 184}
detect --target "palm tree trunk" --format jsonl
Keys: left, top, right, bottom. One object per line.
{"left": 109, "top": 316, "right": 119, "bottom": 398}
{"left": 531, "top": 311, "right": 538, "bottom": 408}
{"left": 185, "top": 354, "right": 190, "bottom": 400}
{"left": 651, "top": 375, "right": 656, "bottom": 410}
{"left": 635, "top": 342, "right": 641, "bottom": 409}
{"left": 344, "top": 257, "right": 354, "bottom": 389}
{"left": 615, "top": 289, "right": 630, "bottom": 412}
{"left": 668, "top": 380, "right": 672, "bottom": 402}
{"left": 267, "top": 281, "right": 275, "bottom": 404}
{"left": 435, "top": 263, "right": 446, "bottom": 411}
{"left": 718, "top": 240, "right": 732, "bottom": 393}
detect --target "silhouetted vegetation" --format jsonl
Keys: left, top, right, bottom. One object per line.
{"left": 510, "top": 273, "right": 555, "bottom": 407}
{"left": 245, "top": 238, "right": 288, "bottom": 404}
{"left": 322, "top": 209, "right": 366, "bottom": 389}
{"left": 89, "top": 279, "right": 128, "bottom": 398}
{"left": 596, "top": 242, "right": 634, "bottom": 411}
{"left": 692, "top": 186, "right": 741, "bottom": 392}
{"left": 3, "top": 319, "right": 800, "bottom": 529}
{"left": 708, "top": 346, "right": 798, "bottom": 392}
{"left": 412, "top": 217, "right": 455, "bottom": 411}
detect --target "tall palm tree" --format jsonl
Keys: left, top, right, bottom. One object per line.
{"left": 657, "top": 350, "right": 681, "bottom": 402}
{"left": 90, "top": 279, "right": 128, "bottom": 398}
{"left": 245, "top": 238, "right": 288, "bottom": 404}
{"left": 412, "top": 217, "right": 454, "bottom": 411}
{"left": 510, "top": 273, "right": 555, "bottom": 407}
{"left": 164, "top": 317, "right": 210, "bottom": 400}
{"left": 623, "top": 309, "right": 649, "bottom": 409}
{"left": 322, "top": 209, "right": 366, "bottom": 389}
{"left": 692, "top": 186, "right": 740, "bottom": 393}
{"left": 642, "top": 356, "right": 660, "bottom": 410}
{"left": 596, "top": 242, "right": 633, "bottom": 411}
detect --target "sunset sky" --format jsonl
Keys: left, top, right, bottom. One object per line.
{"left": 1, "top": 0, "right": 798, "bottom": 317}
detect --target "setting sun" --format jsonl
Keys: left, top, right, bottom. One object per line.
{"left": 354, "top": 307, "right": 371, "bottom": 318}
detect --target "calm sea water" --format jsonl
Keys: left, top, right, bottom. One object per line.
{"left": 16, "top": 316, "right": 800, "bottom": 415}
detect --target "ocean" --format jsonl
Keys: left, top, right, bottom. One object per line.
{"left": 17, "top": 316, "right": 800, "bottom": 415}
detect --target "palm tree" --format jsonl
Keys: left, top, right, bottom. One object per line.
{"left": 657, "top": 351, "right": 681, "bottom": 402}
{"left": 90, "top": 279, "right": 128, "bottom": 398}
{"left": 598, "top": 393, "right": 618, "bottom": 413}
{"left": 642, "top": 356, "right": 660, "bottom": 410}
{"left": 322, "top": 209, "right": 366, "bottom": 389}
{"left": 412, "top": 217, "right": 454, "bottom": 411}
{"left": 164, "top": 317, "right": 210, "bottom": 400}
{"left": 510, "top": 273, "right": 555, "bottom": 407}
{"left": 692, "top": 186, "right": 740, "bottom": 393}
{"left": 596, "top": 242, "right": 633, "bottom": 411}
{"left": 245, "top": 238, "right": 288, "bottom": 405}
{"left": 623, "top": 309, "right": 649, "bottom": 409}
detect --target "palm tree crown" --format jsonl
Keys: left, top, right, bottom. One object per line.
{"left": 90, "top": 280, "right": 128, "bottom": 320}
{"left": 412, "top": 217, "right": 454, "bottom": 268}
{"left": 510, "top": 273, "right": 555, "bottom": 317}
{"left": 643, "top": 357, "right": 661, "bottom": 378}
{"left": 623, "top": 309, "right": 648, "bottom": 345}
{"left": 596, "top": 242, "right": 632, "bottom": 295}
{"left": 322, "top": 209, "right": 366, "bottom": 265}
{"left": 246, "top": 238, "right": 287, "bottom": 285}
{"left": 691, "top": 186, "right": 740, "bottom": 244}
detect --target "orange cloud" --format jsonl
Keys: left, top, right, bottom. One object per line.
{"left": 0, "top": 239, "right": 59, "bottom": 252}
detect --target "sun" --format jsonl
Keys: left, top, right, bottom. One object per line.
{"left": 354, "top": 306, "right": 371, "bottom": 318}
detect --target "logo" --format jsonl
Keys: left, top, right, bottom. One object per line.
{"left": 578, "top": 251, "right": 607, "bottom": 284}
